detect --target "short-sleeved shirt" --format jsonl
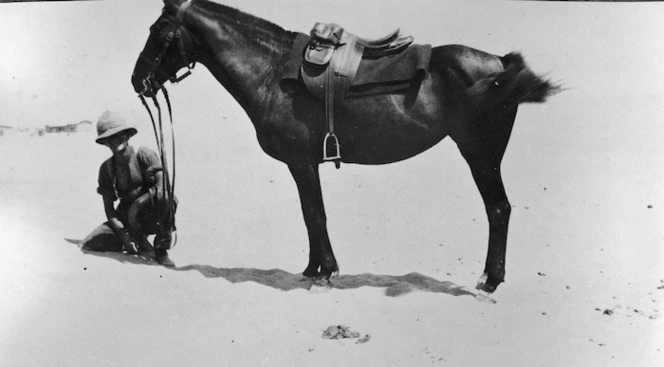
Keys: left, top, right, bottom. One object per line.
{"left": 97, "top": 146, "right": 162, "bottom": 205}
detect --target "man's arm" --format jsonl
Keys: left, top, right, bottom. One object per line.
{"left": 153, "top": 170, "right": 166, "bottom": 202}
{"left": 127, "top": 192, "right": 150, "bottom": 231}
{"left": 103, "top": 197, "right": 138, "bottom": 253}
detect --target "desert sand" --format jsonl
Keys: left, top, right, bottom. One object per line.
{"left": 1, "top": 0, "right": 663, "bottom": 366}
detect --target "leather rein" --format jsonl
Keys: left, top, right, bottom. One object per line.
{"left": 136, "top": 7, "right": 197, "bottom": 247}
{"left": 138, "top": 89, "right": 177, "bottom": 244}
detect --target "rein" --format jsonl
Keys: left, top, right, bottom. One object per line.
{"left": 139, "top": 89, "right": 177, "bottom": 247}
{"left": 134, "top": 2, "right": 198, "bottom": 247}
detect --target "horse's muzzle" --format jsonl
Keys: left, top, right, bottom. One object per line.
{"left": 135, "top": 74, "right": 161, "bottom": 97}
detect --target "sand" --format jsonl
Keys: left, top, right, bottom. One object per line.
{"left": 1, "top": 1, "right": 663, "bottom": 366}
{"left": 2, "top": 97, "right": 662, "bottom": 366}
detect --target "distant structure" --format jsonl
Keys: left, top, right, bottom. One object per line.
{"left": 0, "top": 125, "right": 14, "bottom": 137}
{"left": 45, "top": 120, "right": 92, "bottom": 133}
{"left": 76, "top": 120, "right": 93, "bottom": 132}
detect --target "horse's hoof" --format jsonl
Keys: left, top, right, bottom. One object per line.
{"left": 318, "top": 269, "right": 336, "bottom": 280}
{"left": 474, "top": 290, "right": 497, "bottom": 304}
{"left": 475, "top": 273, "right": 501, "bottom": 294}
{"left": 303, "top": 270, "right": 320, "bottom": 278}
{"left": 319, "top": 263, "right": 339, "bottom": 280}
{"left": 303, "top": 263, "right": 321, "bottom": 278}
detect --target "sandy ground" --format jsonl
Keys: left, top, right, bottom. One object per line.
{"left": 2, "top": 1, "right": 664, "bottom": 366}
{"left": 2, "top": 98, "right": 663, "bottom": 366}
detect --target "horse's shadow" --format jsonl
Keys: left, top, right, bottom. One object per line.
{"left": 175, "top": 264, "right": 487, "bottom": 299}
{"left": 67, "top": 238, "right": 492, "bottom": 301}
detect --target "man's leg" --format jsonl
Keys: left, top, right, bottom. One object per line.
{"left": 81, "top": 222, "right": 124, "bottom": 252}
{"left": 140, "top": 194, "right": 176, "bottom": 267}
{"left": 154, "top": 228, "right": 175, "bottom": 267}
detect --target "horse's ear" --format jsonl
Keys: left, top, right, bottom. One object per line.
{"left": 163, "top": 0, "right": 186, "bottom": 13}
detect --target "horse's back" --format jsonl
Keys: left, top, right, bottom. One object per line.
{"left": 430, "top": 44, "right": 505, "bottom": 86}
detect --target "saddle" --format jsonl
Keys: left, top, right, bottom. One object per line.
{"left": 300, "top": 23, "right": 414, "bottom": 165}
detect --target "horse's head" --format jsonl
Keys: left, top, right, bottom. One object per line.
{"left": 132, "top": 1, "right": 198, "bottom": 97}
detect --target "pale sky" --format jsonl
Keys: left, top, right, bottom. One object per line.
{"left": 0, "top": 0, "right": 159, "bottom": 127}
{"left": 1, "top": 0, "right": 663, "bottom": 128}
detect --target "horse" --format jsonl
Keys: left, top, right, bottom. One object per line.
{"left": 131, "top": 0, "right": 560, "bottom": 293}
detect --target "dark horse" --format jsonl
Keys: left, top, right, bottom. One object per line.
{"left": 132, "top": 0, "right": 559, "bottom": 293}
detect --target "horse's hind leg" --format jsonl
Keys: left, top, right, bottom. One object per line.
{"left": 288, "top": 162, "right": 339, "bottom": 279}
{"left": 452, "top": 107, "right": 518, "bottom": 293}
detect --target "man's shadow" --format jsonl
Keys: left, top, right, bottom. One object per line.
{"left": 67, "top": 238, "right": 493, "bottom": 301}
{"left": 65, "top": 238, "right": 158, "bottom": 266}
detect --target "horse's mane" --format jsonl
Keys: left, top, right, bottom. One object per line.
{"left": 196, "top": 0, "right": 297, "bottom": 48}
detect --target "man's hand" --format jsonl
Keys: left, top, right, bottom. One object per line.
{"left": 117, "top": 229, "right": 139, "bottom": 254}
{"left": 153, "top": 171, "right": 167, "bottom": 204}
{"left": 155, "top": 187, "right": 166, "bottom": 204}
{"left": 124, "top": 240, "right": 140, "bottom": 255}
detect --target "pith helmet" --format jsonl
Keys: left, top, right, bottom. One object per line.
{"left": 95, "top": 111, "right": 137, "bottom": 144}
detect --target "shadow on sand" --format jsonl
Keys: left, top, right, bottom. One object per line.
{"left": 65, "top": 238, "right": 158, "bottom": 266}
{"left": 175, "top": 264, "right": 484, "bottom": 299}
{"left": 67, "top": 238, "right": 493, "bottom": 301}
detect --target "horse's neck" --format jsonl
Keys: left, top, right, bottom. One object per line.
{"left": 188, "top": 2, "right": 294, "bottom": 121}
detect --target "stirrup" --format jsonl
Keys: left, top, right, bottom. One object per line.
{"left": 323, "top": 132, "right": 341, "bottom": 161}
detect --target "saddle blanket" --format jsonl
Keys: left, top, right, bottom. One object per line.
{"left": 281, "top": 33, "right": 432, "bottom": 97}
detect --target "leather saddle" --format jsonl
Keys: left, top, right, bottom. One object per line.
{"left": 301, "top": 22, "right": 414, "bottom": 165}
{"left": 304, "top": 23, "right": 412, "bottom": 65}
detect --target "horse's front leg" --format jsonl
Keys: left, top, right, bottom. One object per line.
{"left": 288, "top": 162, "right": 339, "bottom": 279}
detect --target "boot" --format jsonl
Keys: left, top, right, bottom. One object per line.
{"left": 155, "top": 248, "right": 175, "bottom": 267}
{"left": 136, "top": 235, "right": 154, "bottom": 255}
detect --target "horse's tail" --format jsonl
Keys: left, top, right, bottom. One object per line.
{"left": 467, "top": 52, "right": 561, "bottom": 114}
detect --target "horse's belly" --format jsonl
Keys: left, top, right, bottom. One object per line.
{"left": 340, "top": 128, "right": 446, "bottom": 164}
{"left": 336, "top": 93, "right": 448, "bottom": 164}
{"left": 262, "top": 75, "right": 449, "bottom": 165}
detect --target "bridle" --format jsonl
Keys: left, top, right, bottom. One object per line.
{"left": 137, "top": 16, "right": 196, "bottom": 96}
{"left": 135, "top": 2, "right": 198, "bottom": 249}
